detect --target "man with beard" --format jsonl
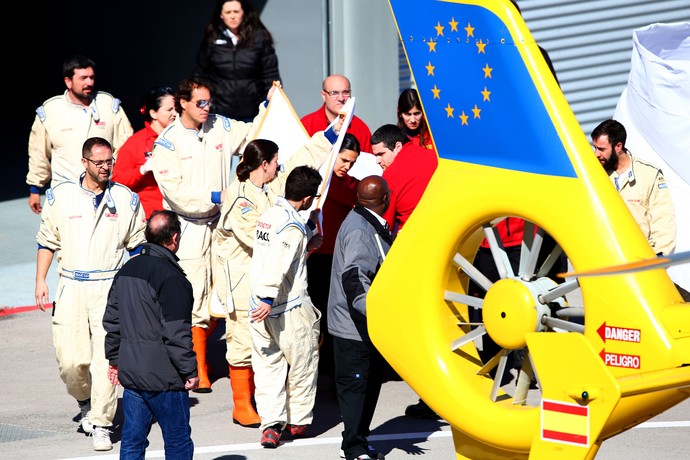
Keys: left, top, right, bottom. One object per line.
{"left": 27, "top": 55, "right": 133, "bottom": 214}
{"left": 591, "top": 119, "right": 676, "bottom": 256}
{"left": 35, "top": 137, "right": 146, "bottom": 451}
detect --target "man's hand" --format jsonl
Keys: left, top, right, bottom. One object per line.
{"left": 307, "top": 233, "right": 323, "bottom": 252}
{"left": 267, "top": 81, "right": 282, "bottom": 101}
{"left": 185, "top": 376, "right": 200, "bottom": 391}
{"left": 35, "top": 280, "right": 49, "bottom": 311}
{"left": 29, "top": 193, "right": 42, "bottom": 214}
{"left": 139, "top": 157, "right": 153, "bottom": 175}
{"left": 220, "top": 187, "right": 230, "bottom": 204}
{"left": 250, "top": 301, "right": 272, "bottom": 323}
{"left": 107, "top": 365, "right": 120, "bottom": 386}
{"left": 334, "top": 112, "right": 346, "bottom": 134}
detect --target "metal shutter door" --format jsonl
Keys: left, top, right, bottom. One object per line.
{"left": 519, "top": 0, "right": 690, "bottom": 136}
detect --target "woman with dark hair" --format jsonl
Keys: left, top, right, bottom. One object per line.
{"left": 306, "top": 133, "right": 361, "bottom": 395}
{"left": 397, "top": 88, "right": 435, "bottom": 151}
{"left": 193, "top": 0, "right": 281, "bottom": 121}
{"left": 111, "top": 86, "right": 177, "bottom": 219}
{"left": 212, "top": 122, "right": 342, "bottom": 429}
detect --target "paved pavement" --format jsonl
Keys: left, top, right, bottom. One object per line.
{"left": 1, "top": 196, "right": 690, "bottom": 459}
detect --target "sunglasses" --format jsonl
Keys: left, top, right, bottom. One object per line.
{"left": 190, "top": 99, "right": 212, "bottom": 109}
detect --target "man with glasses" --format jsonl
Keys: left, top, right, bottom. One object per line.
{"left": 301, "top": 74, "right": 372, "bottom": 154}
{"left": 35, "top": 136, "right": 146, "bottom": 451}
{"left": 27, "top": 55, "right": 133, "bottom": 214}
{"left": 151, "top": 77, "right": 278, "bottom": 393}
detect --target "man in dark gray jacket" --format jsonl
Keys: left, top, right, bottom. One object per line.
{"left": 328, "top": 175, "right": 392, "bottom": 460}
{"left": 103, "top": 210, "right": 199, "bottom": 459}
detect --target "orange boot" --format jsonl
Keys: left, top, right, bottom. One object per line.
{"left": 191, "top": 326, "right": 212, "bottom": 393}
{"left": 229, "top": 365, "right": 261, "bottom": 427}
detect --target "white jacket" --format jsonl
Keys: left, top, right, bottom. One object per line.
{"left": 151, "top": 106, "right": 266, "bottom": 220}
{"left": 249, "top": 197, "right": 313, "bottom": 316}
{"left": 612, "top": 152, "right": 676, "bottom": 256}
{"left": 27, "top": 91, "right": 133, "bottom": 189}
{"left": 36, "top": 175, "right": 146, "bottom": 278}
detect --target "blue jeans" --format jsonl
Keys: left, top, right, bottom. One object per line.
{"left": 120, "top": 388, "right": 194, "bottom": 460}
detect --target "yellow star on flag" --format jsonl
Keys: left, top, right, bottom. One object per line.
{"left": 481, "top": 86, "right": 491, "bottom": 101}
{"left": 427, "top": 40, "right": 437, "bottom": 52}
{"left": 482, "top": 64, "right": 493, "bottom": 78}
{"left": 465, "top": 22, "right": 475, "bottom": 37}
{"left": 476, "top": 39, "right": 486, "bottom": 54}
{"left": 460, "top": 111, "right": 469, "bottom": 125}
{"left": 426, "top": 61, "right": 435, "bottom": 76}
{"left": 432, "top": 85, "right": 441, "bottom": 99}
{"left": 472, "top": 104, "right": 481, "bottom": 119}
{"left": 449, "top": 17, "right": 459, "bottom": 32}
{"left": 435, "top": 22, "right": 444, "bottom": 36}
{"left": 445, "top": 103, "right": 454, "bottom": 118}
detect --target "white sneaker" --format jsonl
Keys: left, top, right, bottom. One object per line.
{"left": 340, "top": 445, "right": 384, "bottom": 460}
{"left": 77, "top": 399, "right": 93, "bottom": 434}
{"left": 80, "top": 416, "right": 94, "bottom": 434}
{"left": 91, "top": 426, "right": 113, "bottom": 451}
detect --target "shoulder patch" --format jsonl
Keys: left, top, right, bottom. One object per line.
{"left": 239, "top": 200, "right": 253, "bottom": 214}
{"left": 112, "top": 97, "right": 121, "bottom": 113}
{"left": 154, "top": 127, "right": 175, "bottom": 151}
{"left": 130, "top": 192, "right": 140, "bottom": 210}
{"left": 220, "top": 115, "right": 232, "bottom": 131}
{"left": 277, "top": 221, "right": 307, "bottom": 237}
{"left": 46, "top": 188, "right": 55, "bottom": 205}
{"left": 37, "top": 106, "right": 46, "bottom": 122}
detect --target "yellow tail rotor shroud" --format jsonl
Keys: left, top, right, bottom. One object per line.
{"left": 369, "top": 1, "right": 690, "bottom": 458}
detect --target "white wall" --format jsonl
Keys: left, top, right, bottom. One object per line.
{"left": 262, "top": 0, "right": 401, "bottom": 134}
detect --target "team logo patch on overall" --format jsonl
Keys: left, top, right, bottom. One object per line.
{"left": 239, "top": 201, "right": 252, "bottom": 214}
{"left": 74, "top": 271, "right": 90, "bottom": 280}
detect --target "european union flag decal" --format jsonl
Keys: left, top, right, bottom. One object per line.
{"left": 391, "top": 0, "right": 576, "bottom": 178}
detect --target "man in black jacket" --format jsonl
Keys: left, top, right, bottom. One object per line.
{"left": 328, "top": 175, "right": 392, "bottom": 460}
{"left": 103, "top": 210, "right": 199, "bottom": 459}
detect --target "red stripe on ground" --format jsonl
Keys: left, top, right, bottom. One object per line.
{"left": 542, "top": 429, "right": 588, "bottom": 445}
{"left": 0, "top": 304, "right": 52, "bottom": 317}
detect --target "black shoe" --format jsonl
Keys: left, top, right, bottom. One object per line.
{"left": 404, "top": 399, "right": 440, "bottom": 420}
{"left": 260, "top": 424, "right": 282, "bottom": 448}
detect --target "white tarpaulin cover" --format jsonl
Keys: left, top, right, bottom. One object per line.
{"left": 614, "top": 22, "right": 690, "bottom": 291}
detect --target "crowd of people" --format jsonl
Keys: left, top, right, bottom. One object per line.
{"left": 28, "top": 41, "right": 440, "bottom": 457}
{"left": 28, "top": 2, "right": 684, "bottom": 458}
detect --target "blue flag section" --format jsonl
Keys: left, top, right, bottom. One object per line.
{"left": 392, "top": 0, "right": 576, "bottom": 178}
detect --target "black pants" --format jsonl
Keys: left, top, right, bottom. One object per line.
{"left": 333, "top": 336, "right": 385, "bottom": 460}
{"left": 306, "top": 253, "right": 335, "bottom": 380}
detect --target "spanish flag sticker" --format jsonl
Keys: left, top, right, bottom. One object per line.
{"left": 541, "top": 399, "right": 590, "bottom": 446}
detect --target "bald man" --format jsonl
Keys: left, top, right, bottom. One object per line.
{"left": 327, "top": 175, "right": 391, "bottom": 460}
{"left": 301, "top": 74, "right": 372, "bottom": 153}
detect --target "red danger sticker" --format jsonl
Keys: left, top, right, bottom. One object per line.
{"left": 597, "top": 322, "right": 641, "bottom": 343}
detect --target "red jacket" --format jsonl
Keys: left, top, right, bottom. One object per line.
{"left": 479, "top": 217, "right": 526, "bottom": 248}
{"left": 301, "top": 105, "right": 373, "bottom": 154}
{"left": 382, "top": 142, "right": 438, "bottom": 234}
{"left": 314, "top": 173, "right": 358, "bottom": 255}
{"left": 404, "top": 128, "right": 435, "bottom": 152}
{"left": 111, "top": 122, "right": 164, "bottom": 219}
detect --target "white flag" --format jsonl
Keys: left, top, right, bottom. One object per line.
{"left": 253, "top": 86, "right": 310, "bottom": 164}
